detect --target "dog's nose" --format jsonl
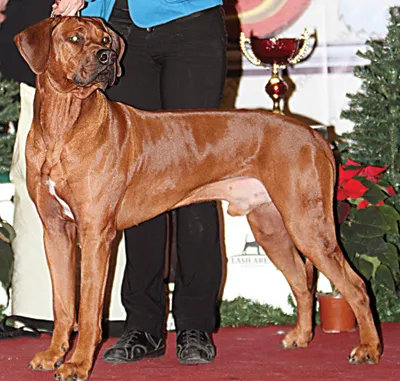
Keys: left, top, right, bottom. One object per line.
{"left": 96, "top": 49, "right": 117, "bottom": 65}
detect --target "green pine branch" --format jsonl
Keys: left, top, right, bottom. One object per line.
{"left": 0, "top": 134, "right": 16, "bottom": 174}
{"left": 0, "top": 72, "right": 20, "bottom": 173}
{"left": 0, "top": 72, "right": 19, "bottom": 129}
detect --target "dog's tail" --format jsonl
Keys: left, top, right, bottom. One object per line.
{"left": 312, "top": 129, "right": 337, "bottom": 180}
{"left": 305, "top": 127, "right": 337, "bottom": 295}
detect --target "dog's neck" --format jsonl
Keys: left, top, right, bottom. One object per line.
{"left": 34, "top": 73, "right": 105, "bottom": 178}
{"left": 35, "top": 74, "right": 84, "bottom": 139}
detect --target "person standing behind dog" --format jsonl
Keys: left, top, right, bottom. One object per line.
{"left": 52, "top": 0, "right": 227, "bottom": 365}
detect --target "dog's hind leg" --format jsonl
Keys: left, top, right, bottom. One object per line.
{"left": 291, "top": 219, "right": 382, "bottom": 363}
{"left": 280, "top": 159, "right": 382, "bottom": 363}
{"left": 28, "top": 197, "right": 78, "bottom": 371}
{"left": 246, "top": 202, "right": 315, "bottom": 349}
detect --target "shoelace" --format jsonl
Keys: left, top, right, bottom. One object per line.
{"left": 117, "top": 329, "right": 142, "bottom": 345}
{"left": 180, "top": 329, "right": 204, "bottom": 344}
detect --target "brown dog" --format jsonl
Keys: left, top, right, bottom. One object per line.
{"left": 14, "top": 16, "right": 381, "bottom": 380}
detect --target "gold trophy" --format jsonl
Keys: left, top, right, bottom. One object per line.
{"left": 240, "top": 30, "right": 312, "bottom": 113}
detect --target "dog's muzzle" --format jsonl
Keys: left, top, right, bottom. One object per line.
{"left": 72, "top": 49, "right": 118, "bottom": 87}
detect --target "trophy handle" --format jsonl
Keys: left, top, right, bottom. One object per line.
{"left": 288, "top": 29, "right": 311, "bottom": 65}
{"left": 239, "top": 32, "right": 262, "bottom": 67}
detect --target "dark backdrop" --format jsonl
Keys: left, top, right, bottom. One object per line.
{"left": 0, "top": 0, "right": 53, "bottom": 86}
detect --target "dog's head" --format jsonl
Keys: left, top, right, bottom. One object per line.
{"left": 14, "top": 16, "right": 125, "bottom": 97}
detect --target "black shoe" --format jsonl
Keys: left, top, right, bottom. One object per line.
{"left": 176, "top": 329, "right": 216, "bottom": 365}
{"left": 103, "top": 329, "right": 165, "bottom": 363}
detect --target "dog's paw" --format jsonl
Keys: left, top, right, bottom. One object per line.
{"left": 348, "top": 344, "right": 382, "bottom": 364}
{"left": 281, "top": 328, "right": 312, "bottom": 349}
{"left": 28, "top": 349, "right": 65, "bottom": 371}
{"left": 54, "top": 361, "right": 90, "bottom": 381}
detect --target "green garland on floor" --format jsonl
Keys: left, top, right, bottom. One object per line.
{"left": 219, "top": 297, "right": 297, "bottom": 327}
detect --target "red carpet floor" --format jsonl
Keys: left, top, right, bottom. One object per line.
{"left": 0, "top": 324, "right": 399, "bottom": 381}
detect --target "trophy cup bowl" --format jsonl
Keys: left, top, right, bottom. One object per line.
{"left": 250, "top": 37, "right": 304, "bottom": 66}
{"left": 240, "top": 30, "right": 312, "bottom": 113}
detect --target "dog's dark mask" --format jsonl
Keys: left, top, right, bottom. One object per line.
{"left": 14, "top": 17, "right": 125, "bottom": 99}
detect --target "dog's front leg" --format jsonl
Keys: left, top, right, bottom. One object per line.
{"left": 28, "top": 201, "right": 78, "bottom": 371}
{"left": 55, "top": 224, "right": 115, "bottom": 381}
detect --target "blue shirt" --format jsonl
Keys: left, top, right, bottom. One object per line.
{"left": 82, "top": 0, "right": 222, "bottom": 28}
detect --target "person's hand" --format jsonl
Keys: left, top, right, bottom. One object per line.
{"left": 0, "top": 0, "right": 9, "bottom": 24}
{"left": 52, "top": 0, "right": 85, "bottom": 16}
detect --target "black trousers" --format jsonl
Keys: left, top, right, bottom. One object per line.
{"left": 107, "top": 0, "right": 227, "bottom": 337}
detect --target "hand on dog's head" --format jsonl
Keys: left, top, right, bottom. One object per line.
{"left": 14, "top": 16, "right": 125, "bottom": 98}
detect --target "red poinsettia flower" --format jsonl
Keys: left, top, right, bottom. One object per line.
{"left": 387, "top": 185, "right": 396, "bottom": 196}
{"left": 359, "top": 165, "right": 388, "bottom": 182}
{"left": 357, "top": 199, "right": 385, "bottom": 210}
{"left": 338, "top": 160, "right": 362, "bottom": 185}
{"left": 337, "top": 159, "right": 392, "bottom": 202}
{"left": 337, "top": 160, "right": 368, "bottom": 201}
{"left": 337, "top": 178, "right": 368, "bottom": 201}
{"left": 356, "top": 199, "right": 370, "bottom": 210}
{"left": 337, "top": 159, "right": 397, "bottom": 219}
{"left": 342, "top": 158, "right": 388, "bottom": 183}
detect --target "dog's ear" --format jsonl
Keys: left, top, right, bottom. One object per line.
{"left": 107, "top": 26, "right": 125, "bottom": 77}
{"left": 14, "top": 17, "right": 61, "bottom": 75}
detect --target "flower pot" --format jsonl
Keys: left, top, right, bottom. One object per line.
{"left": 317, "top": 293, "right": 357, "bottom": 333}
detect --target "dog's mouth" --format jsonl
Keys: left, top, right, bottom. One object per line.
{"left": 93, "top": 65, "right": 116, "bottom": 87}
{"left": 72, "top": 63, "right": 116, "bottom": 89}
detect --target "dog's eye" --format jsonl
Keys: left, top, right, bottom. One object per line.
{"left": 68, "top": 35, "right": 81, "bottom": 43}
{"left": 102, "top": 36, "right": 111, "bottom": 45}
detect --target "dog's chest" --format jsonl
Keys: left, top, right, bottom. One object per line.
{"left": 47, "top": 178, "right": 74, "bottom": 220}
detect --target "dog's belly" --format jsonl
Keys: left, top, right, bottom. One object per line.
{"left": 176, "top": 177, "right": 271, "bottom": 216}
{"left": 48, "top": 179, "right": 74, "bottom": 220}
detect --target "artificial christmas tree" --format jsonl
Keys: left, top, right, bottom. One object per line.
{"left": 341, "top": 7, "right": 400, "bottom": 194}
{"left": 0, "top": 73, "right": 19, "bottom": 175}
